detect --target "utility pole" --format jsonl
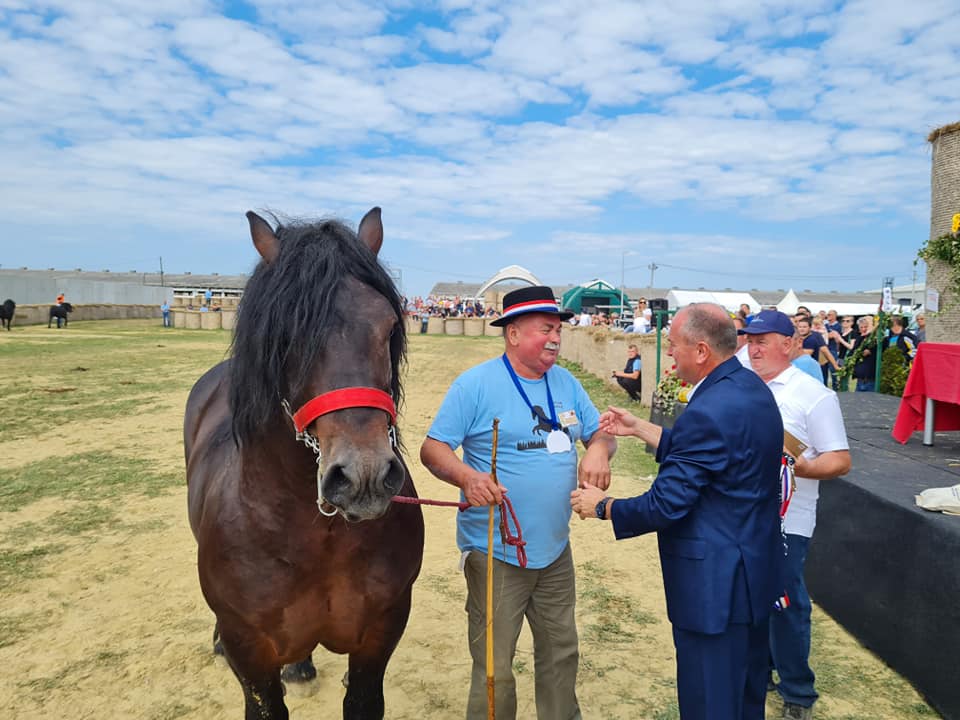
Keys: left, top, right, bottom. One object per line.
{"left": 647, "top": 261, "right": 658, "bottom": 290}
{"left": 159, "top": 256, "right": 165, "bottom": 287}
{"left": 620, "top": 251, "right": 626, "bottom": 317}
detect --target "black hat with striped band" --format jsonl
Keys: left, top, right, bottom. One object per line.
{"left": 489, "top": 286, "right": 574, "bottom": 327}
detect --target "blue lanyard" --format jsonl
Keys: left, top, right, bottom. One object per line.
{"left": 501, "top": 354, "right": 559, "bottom": 430}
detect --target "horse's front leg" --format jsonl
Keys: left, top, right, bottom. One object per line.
{"left": 219, "top": 626, "right": 288, "bottom": 720}
{"left": 342, "top": 593, "right": 412, "bottom": 720}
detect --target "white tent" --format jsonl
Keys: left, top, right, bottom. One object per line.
{"left": 776, "top": 289, "right": 880, "bottom": 317}
{"left": 666, "top": 289, "right": 760, "bottom": 313}
{"left": 775, "top": 289, "right": 802, "bottom": 314}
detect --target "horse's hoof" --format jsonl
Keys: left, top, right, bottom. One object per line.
{"left": 283, "top": 679, "right": 319, "bottom": 698}
{"left": 280, "top": 660, "right": 317, "bottom": 683}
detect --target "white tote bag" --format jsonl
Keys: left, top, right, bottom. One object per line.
{"left": 915, "top": 484, "right": 960, "bottom": 515}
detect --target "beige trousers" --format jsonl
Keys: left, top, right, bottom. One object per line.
{"left": 463, "top": 543, "right": 582, "bottom": 720}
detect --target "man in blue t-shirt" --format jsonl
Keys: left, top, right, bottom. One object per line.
{"left": 796, "top": 316, "right": 838, "bottom": 384}
{"left": 421, "top": 285, "right": 616, "bottom": 720}
{"left": 797, "top": 316, "right": 825, "bottom": 358}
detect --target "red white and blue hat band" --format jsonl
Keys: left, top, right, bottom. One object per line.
{"left": 501, "top": 298, "right": 562, "bottom": 319}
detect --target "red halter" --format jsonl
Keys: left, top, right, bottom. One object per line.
{"left": 292, "top": 387, "right": 397, "bottom": 433}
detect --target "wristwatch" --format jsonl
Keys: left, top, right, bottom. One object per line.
{"left": 594, "top": 497, "right": 611, "bottom": 520}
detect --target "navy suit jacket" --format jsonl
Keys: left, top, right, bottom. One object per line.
{"left": 611, "top": 357, "right": 783, "bottom": 635}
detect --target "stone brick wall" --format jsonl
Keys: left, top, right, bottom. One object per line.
{"left": 927, "top": 123, "right": 960, "bottom": 343}
{"left": 560, "top": 326, "right": 672, "bottom": 407}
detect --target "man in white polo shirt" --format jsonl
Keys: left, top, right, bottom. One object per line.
{"left": 741, "top": 310, "right": 851, "bottom": 720}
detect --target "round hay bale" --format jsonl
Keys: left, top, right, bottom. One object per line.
{"left": 220, "top": 309, "right": 237, "bottom": 331}
{"left": 184, "top": 310, "right": 201, "bottom": 329}
{"left": 444, "top": 317, "right": 464, "bottom": 335}
{"left": 200, "top": 311, "right": 221, "bottom": 330}
{"left": 426, "top": 317, "right": 444, "bottom": 335}
{"left": 463, "top": 318, "right": 484, "bottom": 336}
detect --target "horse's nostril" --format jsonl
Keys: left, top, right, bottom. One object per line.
{"left": 321, "top": 463, "right": 351, "bottom": 504}
{"left": 383, "top": 457, "right": 405, "bottom": 495}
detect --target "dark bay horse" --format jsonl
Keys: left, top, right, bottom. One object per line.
{"left": 48, "top": 302, "right": 72, "bottom": 328}
{"left": 184, "top": 208, "right": 424, "bottom": 719}
{"left": 0, "top": 299, "right": 14, "bottom": 330}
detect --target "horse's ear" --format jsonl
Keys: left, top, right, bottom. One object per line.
{"left": 358, "top": 207, "right": 383, "bottom": 257}
{"left": 246, "top": 211, "right": 280, "bottom": 264}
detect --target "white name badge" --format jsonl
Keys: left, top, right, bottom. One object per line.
{"left": 546, "top": 430, "right": 572, "bottom": 454}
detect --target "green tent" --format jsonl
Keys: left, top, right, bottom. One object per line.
{"left": 561, "top": 280, "right": 628, "bottom": 314}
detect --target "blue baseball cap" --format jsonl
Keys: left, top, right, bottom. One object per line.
{"left": 738, "top": 309, "right": 795, "bottom": 336}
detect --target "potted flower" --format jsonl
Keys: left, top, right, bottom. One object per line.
{"left": 647, "top": 365, "right": 688, "bottom": 453}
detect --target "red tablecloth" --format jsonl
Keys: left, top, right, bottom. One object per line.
{"left": 892, "top": 342, "right": 960, "bottom": 443}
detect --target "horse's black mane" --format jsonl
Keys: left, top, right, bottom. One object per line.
{"left": 228, "top": 214, "right": 406, "bottom": 445}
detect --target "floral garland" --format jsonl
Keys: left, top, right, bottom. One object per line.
{"left": 916, "top": 213, "right": 960, "bottom": 307}
{"left": 836, "top": 313, "right": 885, "bottom": 381}
{"left": 652, "top": 364, "right": 689, "bottom": 414}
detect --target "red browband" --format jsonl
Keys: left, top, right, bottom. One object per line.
{"left": 292, "top": 387, "right": 397, "bottom": 433}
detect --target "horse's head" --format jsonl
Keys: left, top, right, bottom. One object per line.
{"left": 230, "top": 208, "right": 407, "bottom": 521}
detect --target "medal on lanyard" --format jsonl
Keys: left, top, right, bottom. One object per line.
{"left": 501, "top": 354, "right": 572, "bottom": 454}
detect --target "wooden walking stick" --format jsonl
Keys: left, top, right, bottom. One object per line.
{"left": 487, "top": 418, "right": 500, "bottom": 720}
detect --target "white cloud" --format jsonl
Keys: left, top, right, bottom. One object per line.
{"left": 0, "top": 0, "right": 952, "bottom": 294}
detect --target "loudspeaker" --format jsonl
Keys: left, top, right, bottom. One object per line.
{"left": 648, "top": 298, "right": 668, "bottom": 312}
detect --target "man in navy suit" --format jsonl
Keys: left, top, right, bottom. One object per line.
{"left": 573, "top": 303, "right": 784, "bottom": 720}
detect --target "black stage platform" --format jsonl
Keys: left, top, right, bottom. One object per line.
{"left": 806, "top": 392, "right": 960, "bottom": 720}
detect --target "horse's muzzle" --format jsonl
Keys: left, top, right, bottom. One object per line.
{"left": 321, "top": 454, "right": 405, "bottom": 521}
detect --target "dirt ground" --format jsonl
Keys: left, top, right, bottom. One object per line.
{"left": 0, "top": 327, "right": 938, "bottom": 719}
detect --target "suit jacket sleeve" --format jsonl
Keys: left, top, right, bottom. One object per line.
{"left": 612, "top": 405, "right": 728, "bottom": 539}
{"left": 654, "top": 427, "right": 672, "bottom": 463}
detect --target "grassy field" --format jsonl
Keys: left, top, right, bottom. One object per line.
{"left": 0, "top": 320, "right": 940, "bottom": 719}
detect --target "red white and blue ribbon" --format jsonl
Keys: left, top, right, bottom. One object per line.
{"left": 774, "top": 454, "right": 797, "bottom": 613}
{"left": 500, "top": 298, "right": 562, "bottom": 321}
{"left": 779, "top": 454, "right": 795, "bottom": 519}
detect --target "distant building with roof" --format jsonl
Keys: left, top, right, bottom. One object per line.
{"left": 427, "top": 274, "right": 914, "bottom": 319}
{"left": 0, "top": 267, "right": 247, "bottom": 306}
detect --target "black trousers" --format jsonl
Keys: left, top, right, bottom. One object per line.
{"left": 617, "top": 375, "right": 642, "bottom": 401}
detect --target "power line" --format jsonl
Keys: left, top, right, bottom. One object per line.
{"left": 623, "top": 260, "right": 915, "bottom": 283}
{"left": 386, "top": 261, "right": 487, "bottom": 281}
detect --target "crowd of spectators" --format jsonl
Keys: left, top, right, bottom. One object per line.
{"left": 409, "top": 296, "right": 923, "bottom": 396}
{"left": 734, "top": 304, "right": 924, "bottom": 392}
{"left": 404, "top": 295, "right": 499, "bottom": 320}
{"left": 572, "top": 297, "right": 659, "bottom": 332}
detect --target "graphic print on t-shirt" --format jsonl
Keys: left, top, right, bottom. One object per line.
{"left": 517, "top": 405, "right": 572, "bottom": 451}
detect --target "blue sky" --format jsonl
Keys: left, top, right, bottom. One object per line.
{"left": 1, "top": 0, "right": 958, "bottom": 298}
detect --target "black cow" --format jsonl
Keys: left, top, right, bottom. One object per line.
{"left": 0, "top": 299, "right": 14, "bottom": 330}
{"left": 49, "top": 302, "right": 73, "bottom": 329}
